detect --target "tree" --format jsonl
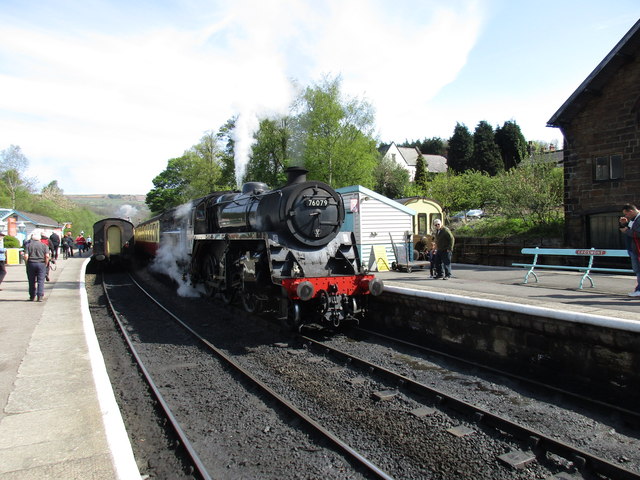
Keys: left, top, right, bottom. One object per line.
{"left": 471, "top": 121, "right": 504, "bottom": 175}
{"left": 295, "top": 76, "right": 378, "bottom": 188}
{"left": 494, "top": 120, "right": 528, "bottom": 170}
{"left": 447, "top": 123, "right": 473, "bottom": 173}
{"left": 245, "top": 117, "right": 292, "bottom": 186}
{"left": 414, "top": 154, "right": 428, "bottom": 192}
{"left": 0, "top": 145, "right": 34, "bottom": 209}
{"left": 374, "top": 156, "right": 410, "bottom": 199}
{"left": 146, "top": 155, "right": 198, "bottom": 213}
{"left": 494, "top": 159, "right": 563, "bottom": 226}
{"left": 215, "top": 117, "right": 239, "bottom": 188}
{"left": 401, "top": 137, "right": 447, "bottom": 156}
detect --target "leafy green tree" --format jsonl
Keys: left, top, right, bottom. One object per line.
{"left": 245, "top": 117, "right": 292, "bottom": 186}
{"left": 471, "top": 121, "right": 504, "bottom": 175}
{"left": 494, "top": 120, "right": 528, "bottom": 170}
{"left": 0, "top": 145, "right": 35, "bottom": 209}
{"left": 414, "top": 154, "right": 428, "bottom": 192}
{"left": 373, "top": 156, "right": 410, "bottom": 199}
{"left": 295, "top": 76, "right": 378, "bottom": 188}
{"left": 424, "top": 170, "right": 494, "bottom": 218}
{"left": 447, "top": 123, "right": 473, "bottom": 173}
{"left": 146, "top": 155, "right": 197, "bottom": 213}
{"left": 216, "top": 117, "right": 239, "bottom": 188}
{"left": 494, "top": 159, "right": 563, "bottom": 226}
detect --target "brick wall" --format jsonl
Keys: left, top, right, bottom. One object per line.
{"left": 560, "top": 57, "right": 640, "bottom": 247}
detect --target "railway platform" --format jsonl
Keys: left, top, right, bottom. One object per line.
{"left": 0, "top": 256, "right": 139, "bottom": 479}
{"left": 377, "top": 262, "right": 639, "bottom": 322}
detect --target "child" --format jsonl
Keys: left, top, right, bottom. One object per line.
{"left": 427, "top": 241, "right": 437, "bottom": 278}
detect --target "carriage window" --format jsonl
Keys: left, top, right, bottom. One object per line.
{"left": 417, "top": 214, "right": 427, "bottom": 235}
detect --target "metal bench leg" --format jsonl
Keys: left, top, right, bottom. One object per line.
{"left": 523, "top": 269, "right": 538, "bottom": 284}
{"left": 579, "top": 272, "right": 594, "bottom": 289}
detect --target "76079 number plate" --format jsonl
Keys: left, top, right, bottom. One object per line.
{"left": 305, "top": 198, "right": 329, "bottom": 207}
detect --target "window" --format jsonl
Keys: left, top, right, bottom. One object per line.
{"left": 594, "top": 154, "right": 623, "bottom": 180}
{"left": 417, "top": 214, "right": 427, "bottom": 235}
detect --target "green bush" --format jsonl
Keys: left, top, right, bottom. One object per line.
{"left": 2, "top": 234, "right": 21, "bottom": 248}
{"left": 452, "top": 215, "right": 563, "bottom": 240}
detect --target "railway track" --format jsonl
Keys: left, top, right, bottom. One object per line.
{"left": 100, "top": 271, "right": 388, "bottom": 479}
{"left": 300, "top": 329, "right": 640, "bottom": 480}
{"left": 95, "top": 269, "right": 639, "bottom": 479}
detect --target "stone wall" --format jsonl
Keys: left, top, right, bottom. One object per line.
{"left": 368, "top": 291, "right": 640, "bottom": 409}
{"left": 561, "top": 57, "right": 640, "bottom": 247}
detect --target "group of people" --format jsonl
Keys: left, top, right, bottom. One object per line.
{"left": 14, "top": 230, "right": 92, "bottom": 302}
{"left": 619, "top": 203, "right": 640, "bottom": 297}
{"left": 414, "top": 219, "right": 455, "bottom": 280}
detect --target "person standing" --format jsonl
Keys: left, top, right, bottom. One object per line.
{"left": 24, "top": 233, "right": 50, "bottom": 301}
{"left": 75, "top": 232, "right": 86, "bottom": 256}
{"left": 433, "top": 219, "right": 455, "bottom": 280}
{"left": 62, "top": 232, "right": 74, "bottom": 258}
{"left": 49, "top": 231, "right": 60, "bottom": 260}
{"left": 0, "top": 232, "right": 7, "bottom": 290}
{"left": 619, "top": 203, "right": 640, "bottom": 297}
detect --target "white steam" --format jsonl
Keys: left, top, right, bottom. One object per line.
{"left": 118, "top": 204, "right": 138, "bottom": 220}
{"left": 149, "top": 201, "right": 204, "bottom": 298}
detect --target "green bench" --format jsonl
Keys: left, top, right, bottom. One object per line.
{"left": 513, "top": 247, "right": 633, "bottom": 289}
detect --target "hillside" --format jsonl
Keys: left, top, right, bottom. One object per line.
{"left": 67, "top": 194, "right": 151, "bottom": 225}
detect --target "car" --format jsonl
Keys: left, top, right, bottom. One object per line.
{"left": 450, "top": 209, "right": 484, "bottom": 222}
{"left": 466, "top": 209, "right": 484, "bottom": 218}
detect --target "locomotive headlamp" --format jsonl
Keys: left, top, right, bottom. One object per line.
{"left": 296, "top": 281, "right": 315, "bottom": 301}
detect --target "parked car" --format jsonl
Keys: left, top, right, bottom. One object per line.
{"left": 450, "top": 209, "right": 484, "bottom": 221}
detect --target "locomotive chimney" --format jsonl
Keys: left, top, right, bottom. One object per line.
{"left": 285, "top": 166, "right": 308, "bottom": 185}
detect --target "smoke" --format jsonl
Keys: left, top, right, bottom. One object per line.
{"left": 148, "top": 201, "right": 204, "bottom": 297}
{"left": 118, "top": 204, "right": 138, "bottom": 220}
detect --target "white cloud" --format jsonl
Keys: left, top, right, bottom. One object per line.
{"left": 1, "top": 0, "right": 487, "bottom": 194}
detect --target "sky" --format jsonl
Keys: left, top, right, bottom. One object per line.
{"left": 0, "top": 1, "right": 639, "bottom": 195}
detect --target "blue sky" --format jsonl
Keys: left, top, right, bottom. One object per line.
{"left": 0, "top": 0, "right": 638, "bottom": 194}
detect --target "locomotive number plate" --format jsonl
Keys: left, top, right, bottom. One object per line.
{"left": 305, "top": 198, "right": 329, "bottom": 207}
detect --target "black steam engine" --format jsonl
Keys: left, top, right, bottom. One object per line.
{"left": 140, "top": 167, "right": 382, "bottom": 329}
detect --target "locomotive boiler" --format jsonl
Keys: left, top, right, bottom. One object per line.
{"left": 137, "top": 166, "right": 383, "bottom": 329}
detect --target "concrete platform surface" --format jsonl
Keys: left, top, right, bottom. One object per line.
{"left": 376, "top": 263, "right": 639, "bottom": 323}
{"left": 0, "top": 257, "right": 139, "bottom": 480}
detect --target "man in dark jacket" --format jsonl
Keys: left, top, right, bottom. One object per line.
{"left": 24, "top": 233, "right": 50, "bottom": 301}
{"left": 619, "top": 204, "right": 640, "bottom": 297}
{"left": 49, "top": 231, "right": 60, "bottom": 260}
{"left": 433, "top": 219, "right": 455, "bottom": 280}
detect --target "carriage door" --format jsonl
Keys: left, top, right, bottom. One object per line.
{"left": 107, "top": 226, "right": 123, "bottom": 255}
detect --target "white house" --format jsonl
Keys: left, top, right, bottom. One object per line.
{"left": 380, "top": 142, "right": 448, "bottom": 179}
{"left": 336, "top": 185, "right": 415, "bottom": 271}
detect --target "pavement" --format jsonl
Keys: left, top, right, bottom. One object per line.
{"left": 0, "top": 256, "right": 139, "bottom": 480}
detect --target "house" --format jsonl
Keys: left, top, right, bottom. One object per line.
{"left": 547, "top": 18, "right": 640, "bottom": 250}
{"left": 336, "top": 185, "right": 415, "bottom": 270}
{"left": 379, "top": 142, "right": 447, "bottom": 179}
{"left": 0, "top": 209, "right": 63, "bottom": 245}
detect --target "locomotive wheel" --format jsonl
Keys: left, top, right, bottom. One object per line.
{"left": 241, "top": 290, "right": 264, "bottom": 313}
{"left": 220, "top": 272, "right": 240, "bottom": 305}
{"left": 202, "top": 255, "right": 216, "bottom": 297}
{"left": 286, "top": 301, "right": 302, "bottom": 331}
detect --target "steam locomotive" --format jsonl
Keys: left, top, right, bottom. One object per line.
{"left": 135, "top": 167, "right": 383, "bottom": 329}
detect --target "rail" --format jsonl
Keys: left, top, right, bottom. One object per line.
{"left": 513, "top": 247, "right": 633, "bottom": 289}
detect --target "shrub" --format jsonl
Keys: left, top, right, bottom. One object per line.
{"left": 2, "top": 234, "right": 21, "bottom": 248}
